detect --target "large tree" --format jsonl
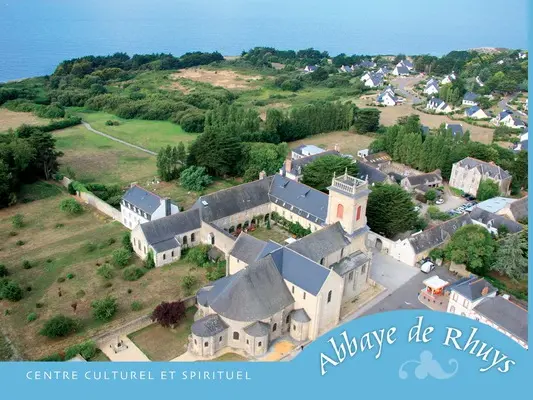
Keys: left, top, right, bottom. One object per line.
{"left": 302, "top": 155, "right": 358, "bottom": 192}
{"left": 366, "top": 184, "right": 418, "bottom": 238}
{"left": 445, "top": 225, "right": 495, "bottom": 274}
{"left": 477, "top": 179, "right": 500, "bottom": 201}
{"left": 179, "top": 166, "right": 212, "bottom": 192}
{"left": 241, "top": 142, "right": 288, "bottom": 182}
{"left": 354, "top": 108, "right": 380, "bottom": 133}
{"left": 187, "top": 130, "right": 242, "bottom": 177}
{"left": 151, "top": 301, "right": 186, "bottom": 328}
{"left": 490, "top": 232, "right": 528, "bottom": 281}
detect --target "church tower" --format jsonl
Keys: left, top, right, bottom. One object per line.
{"left": 326, "top": 170, "right": 370, "bottom": 235}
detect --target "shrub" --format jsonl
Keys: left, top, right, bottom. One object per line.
{"left": 22, "top": 260, "right": 32, "bottom": 269}
{"left": 122, "top": 232, "right": 133, "bottom": 252}
{"left": 206, "top": 262, "right": 226, "bottom": 281}
{"left": 144, "top": 250, "right": 155, "bottom": 269}
{"left": 427, "top": 206, "right": 451, "bottom": 221}
{"left": 40, "top": 315, "right": 79, "bottom": 338}
{"left": 83, "top": 241, "right": 97, "bottom": 253}
{"left": 15, "top": 240, "right": 25, "bottom": 246}
{"left": 26, "top": 285, "right": 32, "bottom": 292}
{"left": 91, "top": 296, "right": 118, "bottom": 322}
{"left": 57, "top": 277, "right": 65, "bottom": 283}
{"left": 106, "top": 237, "right": 116, "bottom": 246}
{"left": 180, "top": 166, "right": 213, "bottom": 192}
{"left": 181, "top": 275, "right": 198, "bottom": 295}
{"left": 27, "top": 312, "right": 38, "bottom": 322}
{"left": 59, "top": 198, "right": 83, "bottom": 215}
{"left": 103, "top": 282, "right": 113, "bottom": 288}
{"left": 151, "top": 301, "right": 186, "bottom": 327}
{"left": 0, "top": 280, "right": 23, "bottom": 302}
{"left": 8, "top": 231, "right": 17, "bottom": 237}
{"left": 424, "top": 189, "right": 437, "bottom": 202}
{"left": 66, "top": 273, "right": 75, "bottom": 280}
{"left": 123, "top": 266, "right": 146, "bottom": 281}
{"left": 64, "top": 340, "right": 97, "bottom": 360}
{"left": 185, "top": 245, "right": 210, "bottom": 266}
{"left": 35, "top": 302, "right": 44, "bottom": 308}
{"left": 131, "top": 301, "right": 143, "bottom": 311}
{"left": 55, "top": 223, "right": 64, "bottom": 229}
{"left": 112, "top": 248, "right": 131, "bottom": 268}
{"left": 11, "top": 213, "right": 24, "bottom": 228}
{"left": 47, "top": 258, "right": 53, "bottom": 263}
{"left": 0, "top": 264, "right": 8, "bottom": 277}
{"left": 97, "top": 264, "right": 114, "bottom": 279}
{"left": 429, "top": 248, "right": 445, "bottom": 261}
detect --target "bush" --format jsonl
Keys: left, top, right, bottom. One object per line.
{"left": 36, "top": 302, "right": 44, "bottom": 308}
{"left": 0, "top": 264, "right": 9, "bottom": 277}
{"left": 97, "top": 264, "right": 114, "bottom": 279}
{"left": 11, "top": 214, "right": 24, "bottom": 228}
{"left": 8, "top": 231, "right": 17, "bottom": 237}
{"left": 144, "top": 250, "right": 155, "bottom": 269}
{"left": 180, "top": 166, "right": 213, "bottom": 192}
{"left": 65, "top": 340, "right": 97, "bottom": 360}
{"left": 59, "top": 198, "right": 83, "bottom": 215}
{"left": 206, "top": 262, "right": 226, "bottom": 281}
{"left": 111, "top": 248, "right": 132, "bottom": 268}
{"left": 427, "top": 206, "right": 451, "bottom": 221}
{"left": 123, "top": 266, "right": 146, "bottom": 281}
{"left": 40, "top": 315, "right": 79, "bottom": 338}
{"left": 27, "top": 312, "right": 38, "bottom": 323}
{"left": 105, "top": 120, "right": 120, "bottom": 126}
{"left": 429, "top": 248, "right": 445, "bottom": 261}
{"left": 22, "top": 260, "right": 32, "bottom": 269}
{"left": 103, "top": 282, "right": 113, "bottom": 288}
{"left": 131, "top": 301, "right": 143, "bottom": 311}
{"left": 0, "top": 280, "right": 23, "bottom": 302}
{"left": 15, "top": 240, "right": 25, "bottom": 246}
{"left": 185, "top": 245, "right": 210, "bottom": 266}
{"left": 122, "top": 232, "right": 133, "bottom": 252}
{"left": 66, "top": 273, "right": 75, "bottom": 280}
{"left": 91, "top": 296, "right": 118, "bottom": 322}
{"left": 151, "top": 301, "right": 186, "bottom": 327}
{"left": 181, "top": 275, "right": 198, "bottom": 295}
{"left": 55, "top": 223, "right": 64, "bottom": 229}
{"left": 425, "top": 189, "right": 438, "bottom": 202}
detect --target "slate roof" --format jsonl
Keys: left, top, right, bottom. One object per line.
{"left": 359, "top": 60, "right": 376, "bottom": 68}
{"left": 445, "top": 123, "right": 464, "bottom": 136}
{"left": 151, "top": 237, "right": 180, "bottom": 252}
{"left": 194, "top": 177, "right": 273, "bottom": 222}
{"left": 509, "top": 196, "right": 528, "bottom": 221}
{"left": 287, "top": 222, "right": 351, "bottom": 263}
{"left": 191, "top": 314, "right": 228, "bottom": 337}
{"left": 122, "top": 185, "right": 163, "bottom": 216}
{"left": 408, "top": 214, "right": 472, "bottom": 254}
{"left": 394, "top": 65, "right": 410, "bottom": 75}
{"left": 474, "top": 297, "right": 528, "bottom": 343}
{"left": 140, "top": 208, "right": 201, "bottom": 247}
{"left": 476, "top": 197, "right": 516, "bottom": 214}
{"left": 291, "top": 309, "right": 311, "bottom": 323}
{"left": 455, "top": 157, "right": 511, "bottom": 180}
{"left": 282, "top": 150, "right": 341, "bottom": 176}
{"left": 207, "top": 255, "right": 295, "bottom": 322}
{"left": 332, "top": 251, "right": 369, "bottom": 276}
{"left": 469, "top": 207, "right": 523, "bottom": 233}
{"left": 404, "top": 171, "right": 442, "bottom": 187}
{"left": 428, "top": 98, "right": 444, "bottom": 107}
{"left": 230, "top": 233, "right": 275, "bottom": 265}
{"left": 451, "top": 276, "right": 496, "bottom": 301}
{"left": 269, "top": 174, "right": 328, "bottom": 225}
{"left": 510, "top": 116, "right": 526, "bottom": 127}
{"left": 357, "top": 161, "right": 389, "bottom": 184}
{"left": 498, "top": 110, "right": 513, "bottom": 120}
{"left": 463, "top": 92, "right": 479, "bottom": 102}
{"left": 243, "top": 321, "right": 270, "bottom": 337}
{"left": 401, "top": 60, "right": 414, "bottom": 69}
{"left": 367, "top": 74, "right": 383, "bottom": 86}
{"left": 465, "top": 106, "right": 484, "bottom": 117}
{"left": 292, "top": 144, "right": 325, "bottom": 157}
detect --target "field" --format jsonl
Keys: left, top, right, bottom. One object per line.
{"left": 0, "top": 108, "right": 50, "bottom": 132}
{"left": 170, "top": 67, "right": 265, "bottom": 90}
{"left": 289, "top": 131, "right": 375, "bottom": 157}
{"left": 71, "top": 110, "right": 198, "bottom": 152}
{"left": 0, "top": 183, "right": 205, "bottom": 359}
{"left": 54, "top": 125, "right": 157, "bottom": 185}
{"left": 249, "top": 225, "right": 291, "bottom": 244}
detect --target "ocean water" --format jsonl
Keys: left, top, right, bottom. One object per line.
{"left": 0, "top": 0, "right": 528, "bottom": 82}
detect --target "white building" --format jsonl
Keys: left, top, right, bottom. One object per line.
{"left": 465, "top": 106, "right": 489, "bottom": 119}
{"left": 424, "top": 82, "right": 439, "bottom": 95}
{"left": 121, "top": 185, "right": 180, "bottom": 229}
{"left": 426, "top": 97, "right": 452, "bottom": 113}
{"left": 462, "top": 92, "right": 479, "bottom": 106}
{"left": 440, "top": 73, "right": 456, "bottom": 85}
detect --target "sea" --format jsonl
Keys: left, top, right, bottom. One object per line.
{"left": 0, "top": 0, "right": 528, "bottom": 83}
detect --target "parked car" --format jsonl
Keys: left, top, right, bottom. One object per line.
{"left": 436, "top": 198, "right": 444, "bottom": 205}
{"left": 414, "top": 206, "right": 421, "bottom": 212}
{"left": 466, "top": 195, "right": 476, "bottom": 201}
{"left": 421, "top": 261, "right": 435, "bottom": 273}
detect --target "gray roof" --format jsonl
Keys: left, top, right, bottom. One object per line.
{"left": 282, "top": 150, "right": 341, "bottom": 176}
{"left": 428, "top": 98, "right": 444, "bottom": 107}
{"left": 451, "top": 276, "right": 496, "bottom": 301}
{"left": 401, "top": 60, "right": 413, "bottom": 68}
{"left": 474, "top": 297, "right": 528, "bottom": 343}
{"left": 191, "top": 314, "right": 228, "bottom": 338}
{"left": 122, "top": 185, "right": 163, "bottom": 216}
{"left": 287, "top": 222, "right": 350, "bottom": 263}
{"left": 511, "top": 116, "right": 526, "bottom": 127}
{"left": 230, "top": 233, "right": 271, "bottom": 264}
{"left": 357, "top": 161, "right": 389, "bottom": 184}
{"left": 151, "top": 237, "right": 180, "bottom": 252}
{"left": 290, "top": 308, "right": 311, "bottom": 323}
{"left": 395, "top": 65, "right": 410, "bottom": 75}
{"left": 509, "top": 196, "right": 528, "bottom": 221}
{"left": 332, "top": 251, "right": 369, "bottom": 276}
{"left": 359, "top": 60, "right": 376, "bottom": 68}
{"left": 243, "top": 321, "right": 270, "bottom": 337}
{"left": 269, "top": 174, "right": 328, "bottom": 225}
{"left": 463, "top": 92, "right": 479, "bottom": 102}
{"left": 469, "top": 207, "right": 523, "bottom": 233}
{"left": 446, "top": 124, "right": 464, "bottom": 136}
{"left": 140, "top": 208, "right": 201, "bottom": 246}
{"left": 466, "top": 106, "right": 482, "bottom": 116}
{"left": 207, "top": 255, "right": 295, "bottom": 322}
{"left": 404, "top": 171, "right": 442, "bottom": 187}
{"left": 409, "top": 214, "right": 472, "bottom": 254}
{"left": 368, "top": 74, "right": 383, "bottom": 85}
{"left": 498, "top": 110, "right": 513, "bottom": 120}
{"left": 194, "top": 177, "right": 273, "bottom": 222}
{"left": 456, "top": 157, "right": 511, "bottom": 180}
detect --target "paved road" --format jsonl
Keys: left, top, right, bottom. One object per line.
{"left": 391, "top": 75, "right": 424, "bottom": 105}
{"left": 498, "top": 93, "right": 528, "bottom": 120}
{"left": 81, "top": 121, "right": 157, "bottom": 156}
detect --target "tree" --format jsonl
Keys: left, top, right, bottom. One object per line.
{"left": 0, "top": 264, "right": 8, "bottom": 277}
{"left": 28, "top": 131, "right": 63, "bottom": 180}
{"left": 366, "top": 184, "right": 418, "bottom": 239}
{"left": 157, "top": 145, "right": 182, "bottom": 181}
{"left": 145, "top": 250, "right": 155, "bottom": 269}
{"left": 0, "top": 280, "right": 23, "bottom": 302}
{"left": 151, "top": 301, "right": 186, "bottom": 328}
{"left": 176, "top": 142, "right": 187, "bottom": 164}
{"left": 445, "top": 225, "right": 495, "bottom": 274}
{"left": 241, "top": 142, "right": 288, "bottom": 181}
{"left": 511, "top": 150, "right": 528, "bottom": 191}
{"left": 477, "top": 179, "right": 500, "bottom": 201}
{"left": 490, "top": 233, "right": 528, "bottom": 281}
{"left": 59, "top": 198, "right": 83, "bottom": 215}
{"left": 111, "top": 248, "right": 132, "bottom": 268}
{"left": 425, "top": 189, "right": 437, "bottom": 202}
{"left": 354, "top": 108, "right": 380, "bottom": 133}
{"left": 186, "top": 244, "right": 210, "bottom": 266}
{"left": 179, "top": 166, "right": 212, "bottom": 192}
{"left": 302, "top": 155, "right": 358, "bottom": 192}
{"left": 40, "top": 315, "right": 79, "bottom": 338}
{"left": 181, "top": 275, "right": 198, "bottom": 296}
{"left": 122, "top": 231, "right": 133, "bottom": 252}
{"left": 91, "top": 296, "right": 118, "bottom": 322}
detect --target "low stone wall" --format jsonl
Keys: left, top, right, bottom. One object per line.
{"left": 366, "top": 231, "right": 396, "bottom": 255}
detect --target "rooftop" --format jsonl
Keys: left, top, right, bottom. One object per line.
{"left": 474, "top": 296, "right": 528, "bottom": 343}
{"left": 476, "top": 197, "right": 516, "bottom": 214}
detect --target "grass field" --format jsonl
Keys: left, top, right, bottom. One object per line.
{"left": 211, "top": 353, "right": 248, "bottom": 361}
{"left": 0, "top": 183, "right": 205, "bottom": 360}
{"left": 249, "top": 225, "right": 291, "bottom": 244}
{"left": 71, "top": 110, "right": 198, "bottom": 152}
{"left": 0, "top": 108, "right": 50, "bottom": 132}
{"left": 53, "top": 125, "right": 157, "bottom": 185}
{"left": 289, "top": 131, "right": 375, "bottom": 157}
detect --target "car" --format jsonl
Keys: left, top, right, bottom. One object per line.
{"left": 466, "top": 195, "right": 476, "bottom": 201}
{"left": 413, "top": 206, "right": 421, "bottom": 212}
{"left": 420, "top": 261, "right": 435, "bottom": 273}
{"left": 436, "top": 198, "right": 444, "bottom": 205}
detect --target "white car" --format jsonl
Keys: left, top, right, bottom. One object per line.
{"left": 414, "top": 206, "right": 421, "bottom": 212}
{"left": 436, "top": 198, "right": 444, "bottom": 205}
{"left": 420, "top": 261, "right": 435, "bottom": 273}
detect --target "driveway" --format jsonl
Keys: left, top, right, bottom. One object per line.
{"left": 100, "top": 335, "right": 150, "bottom": 362}
{"left": 370, "top": 251, "right": 420, "bottom": 291}
{"left": 391, "top": 75, "right": 424, "bottom": 105}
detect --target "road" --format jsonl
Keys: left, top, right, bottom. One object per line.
{"left": 391, "top": 75, "right": 424, "bottom": 105}
{"left": 498, "top": 93, "right": 528, "bottom": 120}
{"left": 81, "top": 121, "right": 157, "bottom": 156}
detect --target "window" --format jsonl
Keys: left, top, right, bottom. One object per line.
{"left": 272, "top": 323, "right": 277, "bottom": 332}
{"left": 452, "top": 292, "right": 458, "bottom": 301}
{"left": 194, "top": 339, "right": 197, "bottom": 345}
{"left": 183, "top": 236, "right": 188, "bottom": 245}
{"left": 233, "top": 332, "right": 239, "bottom": 340}
{"left": 340, "top": 248, "right": 344, "bottom": 259}
{"left": 204, "top": 342, "right": 208, "bottom": 347}
{"left": 191, "top": 233, "right": 195, "bottom": 242}
{"left": 219, "top": 336, "right": 222, "bottom": 342}
{"left": 463, "top": 299, "right": 469, "bottom": 308}
{"left": 348, "top": 271, "right": 354, "bottom": 281}
{"left": 246, "top": 339, "right": 249, "bottom": 345}
{"left": 293, "top": 325, "right": 296, "bottom": 331}
{"left": 258, "top": 342, "right": 262, "bottom": 347}
{"left": 362, "top": 263, "right": 366, "bottom": 273}
{"left": 144, "top": 246, "right": 147, "bottom": 254}
{"left": 286, "top": 315, "right": 290, "bottom": 324}
{"left": 171, "top": 251, "right": 174, "bottom": 257}
{"left": 138, "top": 241, "right": 141, "bottom": 250}
{"left": 450, "top": 306, "right": 455, "bottom": 313}
{"left": 303, "top": 292, "right": 306, "bottom": 300}
{"left": 356, "top": 205, "right": 362, "bottom": 221}
{"left": 292, "top": 286, "right": 295, "bottom": 294}
{"left": 163, "top": 253, "right": 166, "bottom": 260}
{"left": 327, "top": 290, "right": 332, "bottom": 303}
{"left": 320, "top": 258, "right": 325, "bottom": 266}
{"left": 336, "top": 203, "right": 344, "bottom": 219}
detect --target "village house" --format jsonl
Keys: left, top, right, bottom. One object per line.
{"left": 121, "top": 185, "right": 180, "bottom": 229}
{"left": 440, "top": 73, "right": 456, "bottom": 85}
{"left": 376, "top": 66, "right": 389, "bottom": 75}
{"left": 494, "top": 110, "right": 526, "bottom": 129}
{"left": 462, "top": 92, "right": 479, "bottom": 106}
{"left": 358, "top": 60, "right": 376, "bottom": 69}
{"left": 339, "top": 65, "right": 353, "bottom": 73}
{"left": 280, "top": 148, "right": 342, "bottom": 182}
{"left": 465, "top": 105, "right": 489, "bottom": 119}
{"left": 449, "top": 157, "right": 512, "bottom": 197}
{"left": 360, "top": 71, "right": 372, "bottom": 82}
{"left": 376, "top": 88, "right": 398, "bottom": 106}
{"left": 304, "top": 65, "right": 318, "bottom": 73}
{"left": 469, "top": 207, "right": 523, "bottom": 235}
{"left": 514, "top": 128, "right": 528, "bottom": 152}
{"left": 400, "top": 170, "right": 442, "bottom": 192}
{"left": 364, "top": 73, "right": 384, "bottom": 88}
{"left": 392, "top": 64, "right": 410, "bottom": 76}
{"left": 424, "top": 82, "right": 439, "bottom": 95}
{"left": 426, "top": 97, "right": 452, "bottom": 113}
{"left": 356, "top": 160, "right": 396, "bottom": 186}
{"left": 495, "top": 195, "right": 528, "bottom": 222}
{"left": 188, "top": 171, "right": 374, "bottom": 358}
{"left": 445, "top": 123, "right": 464, "bottom": 137}
{"left": 495, "top": 110, "right": 513, "bottom": 124}
{"left": 518, "top": 51, "right": 527, "bottom": 59}
{"left": 447, "top": 277, "right": 497, "bottom": 319}
{"left": 291, "top": 144, "right": 326, "bottom": 160}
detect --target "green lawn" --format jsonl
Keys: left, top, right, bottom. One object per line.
{"left": 210, "top": 353, "right": 248, "bottom": 362}
{"left": 71, "top": 109, "right": 198, "bottom": 152}
{"left": 249, "top": 225, "right": 290, "bottom": 244}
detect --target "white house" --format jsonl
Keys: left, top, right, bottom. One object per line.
{"left": 514, "top": 129, "right": 528, "bottom": 152}
{"left": 291, "top": 144, "right": 326, "bottom": 160}
{"left": 440, "top": 73, "right": 456, "bottom": 85}
{"left": 464, "top": 105, "right": 489, "bottom": 119}
{"left": 339, "top": 65, "right": 353, "bottom": 73}
{"left": 121, "top": 185, "right": 180, "bottom": 230}
{"left": 424, "top": 82, "right": 439, "bottom": 95}
{"left": 392, "top": 64, "right": 410, "bottom": 76}
{"left": 360, "top": 71, "right": 372, "bottom": 82}
{"left": 518, "top": 51, "right": 527, "bottom": 59}
{"left": 377, "top": 91, "right": 398, "bottom": 106}
{"left": 426, "top": 97, "right": 452, "bottom": 113}
{"left": 500, "top": 113, "right": 526, "bottom": 129}
{"left": 364, "top": 73, "right": 383, "bottom": 88}
{"left": 377, "top": 66, "right": 389, "bottom": 75}
{"left": 447, "top": 276, "right": 497, "bottom": 319}
{"left": 462, "top": 92, "right": 479, "bottom": 106}
{"left": 475, "top": 76, "right": 485, "bottom": 87}
{"left": 304, "top": 65, "right": 318, "bottom": 73}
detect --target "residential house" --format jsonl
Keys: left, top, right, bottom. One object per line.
{"left": 358, "top": 60, "right": 376, "bottom": 69}
{"left": 462, "top": 92, "right": 479, "bottom": 106}
{"left": 280, "top": 149, "right": 341, "bottom": 182}
{"left": 475, "top": 76, "right": 485, "bottom": 87}
{"left": 426, "top": 77, "right": 438, "bottom": 87}
{"left": 339, "top": 65, "right": 353, "bottom": 73}
{"left": 496, "top": 196, "right": 528, "bottom": 222}
{"left": 465, "top": 106, "right": 489, "bottom": 120}
{"left": 304, "top": 65, "right": 318, "bottom": 73}
{"left": 400, "top": 171, "right": 442, "bottom": 192}
{"left": 377, "top": 66, "right": 389, "bottom": 75}
{"left": 360, "top": 71, "right": 372, "bottom": 82}
{"left": 440, "top": 73, "right": 456, "bottom": 85}
{"left": 360, "top": 151, "right": 392, "bottom": 167}
{"left": 424, "top": 82, "right": 439, "bottom": 95}
{"left": 291, "top": 144, "right": 326, "bottom": 160}
{"left": 121, "top": 185, "right": 180, "bottom": 229}
{"left": 364, "top": 73, "right": 383, "bottom": 88}
{"left": 449, "top": 157, "right": 512, "bottom": 197}
{"left": 392, "top": 64, "right": 410, "bottom": 76}
{"left": 469, "top": 207, "right": 523, "bottom": 235}
{"left": 445, "top": 123, "right": 464, "bottom": 137}
{"left": 495, "top": 110, "right": 513, "bottom": 124}
{"left": 514, "top": 129, "right": 528, "bottom": 152}
{"left": 447, "top": 277, "right": 497, "bottom": 319}
{"left": 356, "top": 161, "right": 396, "bottom": 186}
{"left": 518, "top": 51, "right": 527, "bottom": 59}
{"left": 475, "top": 197, "right": 519, "bottom": 214}
{"left": 377, "top": 90, "right": 398, "bottom": 106}
{"left": 426, "top": 97, "right": 452, "bottom": 113}
{"left": 400, "top": 60, "right": 414, "bottom": 70}
{"left": 503, "top": 115, "right": 526, "bottom": 129}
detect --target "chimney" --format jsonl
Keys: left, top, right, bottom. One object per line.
{"left": 481, "top": 286, "right": 489, "bottom": 296}
{"left": 285, "top": 158, "right": 292, "bottom": 174}
{"left": 334, "top": 143, "right": 340, "bottom": 152}
{"left": 162, "top": 198, "right": 171, "bottom": 216}
{"left": 259, "top": 170, "right": 267, "bottom": 180}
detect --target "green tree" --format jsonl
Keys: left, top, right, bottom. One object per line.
{"left": 477, "top": 179, "right": 500, "bottom": 201}
{"left": 241, "top": 142, "right": 288, "bottom": 181}
{"left": 511, "top": 150, "right": 528, "bottom": 191}
{"left": 354, "top": 108, "right": 380, "bottom": 133}
{"left": 302, "top": 155, "right": 358, "bottom": 192}
{"left": 91, "top": 296, "right": 118, "bottom": 322}
{"left": 28, "top": 130, "right": 63, "bottom": 180}
{"left": 179, "top": 166, "right": 212, "bottom": 192}
{"left": 445, "top": 225, "right": 495, "bottom": 274}
{"left": 176, "top": 142, "right": 187, "bottom": 164}
{"left": 0, "top": 280, "right": 23, "bottom": 302}
{"left": 366, "top": 184, "right": 418, "bottom": 238}
{"left": 111, "top": 248, "right": 132, "bottom": 268}
{"left": 490, "top": 233, "right": 528, "bottom": 281}
{"left": 425, "top": 189, "right": 438, "bottom": 202}
{"left": 40, "top": 315, "right": 79, "bottom": 338}
{"left": 157, "top": 145, "right": 181, "bottom": 182}
{"left": 122, "top": 231, "right": 133, "bottom": 252}
{"left": 59, "top": 198, "right": 83, "bottom": 215}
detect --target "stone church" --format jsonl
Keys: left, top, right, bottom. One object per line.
{"left": 130, "top": 171, "right": 373, "bottom": 358}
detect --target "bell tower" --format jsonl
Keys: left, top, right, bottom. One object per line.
{"left": 326, "top": 170, "right": 370, "bottom": 235}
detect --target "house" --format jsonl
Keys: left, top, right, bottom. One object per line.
{"left": 360, "top": 151, "right": 392, "bottom": 167}
{"left": 424, "top": 82, "right": 439, "bottom": 95}
{"left": 495, "top": 110, "right": 513, "bottom": 123}
{"left": 392, "top": 64, "right": 410, "bottom": 76}
{"left": 392, "top": 214, "right": 472, "bottom": 266}
{"left": 339, "top": 65, "right": 353, "bottom": 73}
{"left": 469, "top": 207, "right": 523, "bottom": 235}
{"left": 514, "top": 129, "right": 528, "bottom": 152}
{"left": 377, "top": 66, "right": 389, "bottom": 75}
{"left": 449, "top": 157, "right": 512, "bottom": 197}
{"left": 445, "top": 123, "right": 464, "bottom": 137}
{"left": 400, "top": 170, "right": 442, "bottom": 192}
{"left": 358, "top": 60, "right": 376, "bottom": 69}
{"left": 188, "top": 171, "right": 373, "bottom": 358}
{"left": 356, "top": 161, "right": 396, "bottom": 186}
{"left": 502, "top": 115, "right": 526, "bottom": 129}
{"left": 376, "top": 90, "right": 398, "bottom": 106}
{"left": 121, "top": 185, "right": 180, "bottom": 229}
{"left": 518, "top": 51, "right": 527, "bottom": 59}
{"left": 360, "top": 71, "right": 372, "bottom": 82}
{"left": 440, "top": 73, "right": 456, "bottom": 85}
{"left": 364, "top": 73, "right": 383, "bottom": 88}
{"left": 475, "top": 196, "right": 518, "bottom": 214}
{"left": 280, "top": 149, "right": 341, "bottom": 181}
{"left": 462, "top": 92, "right": 479, "bottom": 106}
{"left": 426, "top": 97, "right": 452, "bottom": 113}
{"left": 475, "top": 76, "right": 485, "bottom": 87}
{"left": 496, "top": 196, "right": 528, "bottom": 222}
{"left": 291, "top": 144, "right": 326, "bottom": 160}
{"left": 447, "top": 276, "right": 497, "bottom": 319}
{"left": 465, "top": 106, "right": 489, "bottom": 119}
{"left": 304, "top": 65, "right": 318, "bottom": 73}
{"left": 399, "top": 59, "right": 414, "bottom": 70}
